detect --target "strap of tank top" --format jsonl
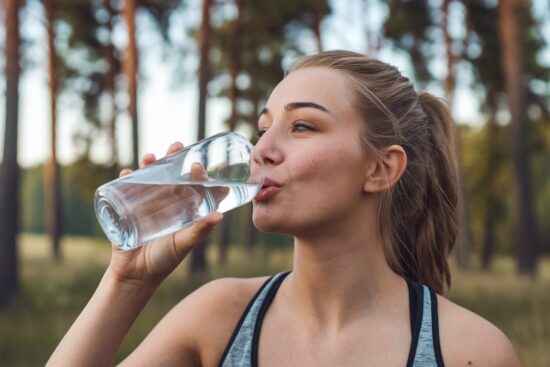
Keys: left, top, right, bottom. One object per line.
{"left": 407, "top": 284, "right": 445, "bottom": 367}
{"left": 219, "top": 272, "right": 290, "bottom": 367}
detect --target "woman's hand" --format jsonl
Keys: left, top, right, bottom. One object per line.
{"left": 107, "top": 142, "right": 224, "bottom": 288}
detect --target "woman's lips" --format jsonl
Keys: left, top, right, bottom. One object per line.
{"left": 255, "top": 179, "right": 282, "bottom": 202}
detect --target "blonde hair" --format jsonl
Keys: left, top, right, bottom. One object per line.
{"left": 288, "top": 50, "right": 459, "bottom": 293}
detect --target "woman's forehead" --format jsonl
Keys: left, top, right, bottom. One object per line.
{"left": 266, "top": 67, "right": 354, "bottom": 112}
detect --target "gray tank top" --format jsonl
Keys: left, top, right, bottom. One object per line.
{"left": 220, "top": 272, "right": 444, "bottom": 367}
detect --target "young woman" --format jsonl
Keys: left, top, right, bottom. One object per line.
{"left": 48, "top": 50, "right": 522, "bottom": 367}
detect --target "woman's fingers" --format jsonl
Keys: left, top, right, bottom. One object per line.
{"left": 166, "top": 142, "right": 184, "bottom": 157}
{"left": 140, "top": 153, "right": 156, "bottom": 169}
{"left": 121, "top": 142, "right": 183, "bottom": 178}
{"left": 190, "top": 162, "right": 209, "bottom": 181}
{"left": 119, "top": 168, "right": 133, "bottom": 178}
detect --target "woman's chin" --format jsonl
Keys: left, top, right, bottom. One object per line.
{"left": 252, "top": 214, "right": 285, "bottom": 234}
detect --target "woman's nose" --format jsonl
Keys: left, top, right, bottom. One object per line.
{"left": 254, "top": 130, "right": 283, "bottom": 166}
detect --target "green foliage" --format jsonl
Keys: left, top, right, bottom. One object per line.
{"left": 384, "top": 0, "right": 436, "bottom": 84}
{"left": 208, "top": 0, "right": 331, "bottom": 137}
{"left": 461, "top": 123, "right": 514, "bottom": 254}
{"left": 20, "top": 160, "right": 114, "bottom": 237}
{"left": 21, "top": 166, "right": 46, "bottom": 234}
{"left": 461, "top": 117, "right": 550, "bottom": 256}
{"left": 530, "top": 118, "right": 550, "bottom": 252}
{"left": 384, "top": 0, "right": 550, "bottom": 263}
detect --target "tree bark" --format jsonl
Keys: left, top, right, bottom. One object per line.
{"left": 311, "top": 10, "right": 323, "bottom": 52}
{"left": 106, "top": 0, "right": 119, "bottom": 177}
{"left": 0, "top": 0, "right": 21, "bottom": 307}
{"left": 498, "top": 0, "right": 538, "bottom": 275}
{"left": 123, "top": 0, "right": 139, "bottom": 169}
{"left": 218, "top": 0, "right": 242, "bottom": 266}
{"left": 441, "top": 0, "right": 470, "bottom": 268}
{"left": 44, "top": 0, "right": 63, "bottom": 262}
{"left": 481, "top": 92, "right": 499, "bottom": 269}
{"left": 441, "top": 0, "right": 455, "bottom": 105}
{"left": 190, "top": 0, "right": 212, "bottom": 277}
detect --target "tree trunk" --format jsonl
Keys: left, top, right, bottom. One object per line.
{"left": 218, "top": 0, "right": 242, "bottom": 266}
{"left": 441, "top": 0, "right": 454, "bottom": 105}
{"left": 481, "top": 195, "right": 496, "bottom": 269}
{"left": 0, "top": 0, "right": 21, "bottom": 307}
{"left": 311, "top": 10, "right": 323, "bottom": 52}
{"left": 106, "top": 0, "right": 119, "bottom": 177}
{"left": 498, "top": 0, "right": 538, "bottom": 275}
{"left": 481, "top": 92, "right": 499, "bottom": 269}
{"left": 190, "top": 0, "right": 212, "bottom": 277}
{"left": 123, "top": 0, "right": 139, "bottom": 169}
{"left": 453, "top": 127, "right": 471, "bottom": 269}
{"left": 44, "top": 0, "right": 63, "bottom": 262}
{"left": 442, "top": 0, "right": 470, "bottom": 268}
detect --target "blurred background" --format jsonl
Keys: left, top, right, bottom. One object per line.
{"left": 0, "top": 0, "right": 549, "bottom": 365}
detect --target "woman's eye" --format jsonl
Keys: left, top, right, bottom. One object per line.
{"left": 292, "top": 122, "right": 312, "bottom": 133}
{"left": 257, "top": 129, "right": 266, "bottom": 138}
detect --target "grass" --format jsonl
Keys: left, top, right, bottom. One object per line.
{"left": 0, "top": 234, "right": 548, "bottom": 366}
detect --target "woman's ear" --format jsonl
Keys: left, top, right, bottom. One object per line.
{"left": 363, "top": 145, "right": 407, "bottom": 193}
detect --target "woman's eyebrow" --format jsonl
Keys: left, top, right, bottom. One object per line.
{"left": 285, "top": 101, "right": 330, "bottom": 114}
{"left": 258, "top": 102, "right": 331, "bottom": 118}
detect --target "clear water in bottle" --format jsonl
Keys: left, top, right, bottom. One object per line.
{"left": 95, "top": 177, "right": 260, "bottom": 250}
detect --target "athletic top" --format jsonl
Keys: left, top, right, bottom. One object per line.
{"left": 219, "top": 272, "right": 445, "bottom": 367}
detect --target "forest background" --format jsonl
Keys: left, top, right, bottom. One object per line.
{"left": 0, "top": 0, "right": 549, "bottom": 365}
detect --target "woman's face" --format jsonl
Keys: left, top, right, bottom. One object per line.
{"left": 252, "top": 66, "right": 372, "bottom": 236}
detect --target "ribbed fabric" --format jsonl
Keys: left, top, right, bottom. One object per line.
{"left": 219, "top": 273, "right": 444, "bottom": 367}
{"left": 411, "top": 285, "right": 439, "bottom": 366}
{"left": 220, "top": 273, "right": 288, "bottom": 367}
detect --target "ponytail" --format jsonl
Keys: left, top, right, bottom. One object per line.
{"left": 417, "top": 93, "right": 459, "bottom": 291}
{"left": 385, "top": 93, "right": 459, "bottom": 294}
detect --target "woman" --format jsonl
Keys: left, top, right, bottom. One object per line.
{"left": 48, "top": 50, "right": 522, "bottom": 367}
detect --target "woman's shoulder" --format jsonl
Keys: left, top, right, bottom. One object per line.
{"left": 124, "top": 275, "right": 271, "bottom": 367}
{"left": 191, "top": 275, "right": 271, "bottom": 306}
{"left": 436, "top": 294, "right": 522, "bottom": 367}
{"left": 183, "top": 275, "right": 272, "bottom": 365}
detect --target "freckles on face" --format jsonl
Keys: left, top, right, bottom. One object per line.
{"left": 255, "top": 135, "right": 367, "bottom": 235}
{"left": 252, "top": 67, "right": 369, "bottom": 234}
{"left": 294, "top": 137, "right": 366, "bottom": 206}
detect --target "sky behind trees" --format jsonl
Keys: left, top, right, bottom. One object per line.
{"left": 2, "top": 0, "right": 540, "bottom": 167}
{"left": 1, "top": 0, "right": 550, "bottom": 168}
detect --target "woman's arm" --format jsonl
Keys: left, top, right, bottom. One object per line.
{"left": 117, "top": 277, "right": 267, "bottom": 367}
{"left": 46, "top": 213, "right": 220, "bottom": 367}
{"left": 46, "top": 268, "right": 157, "bottom": 367}
{"left": 47, "top": 143, "right": 223, "bottom": 366}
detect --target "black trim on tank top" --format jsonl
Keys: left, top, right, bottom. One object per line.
{"left": 218, "top": 274, "right": 279, "bottom": 367}
{"left": 406, "top": 282, "right": 424, "bottom": 367}
{"left": 407, "top": 281, "right": 416, "bottom": 335}
{"left": 221, "top": 274, "right": 441, "bottom": 367}
{"left": 429, "top": 288, "right": 445, "bottom": 367}
{"left": 251, "top": 271, "right": 291, "bottom": 367}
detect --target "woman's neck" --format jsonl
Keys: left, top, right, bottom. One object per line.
{"left": 284, "top": 228, "right": 407, "bottom": 334}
